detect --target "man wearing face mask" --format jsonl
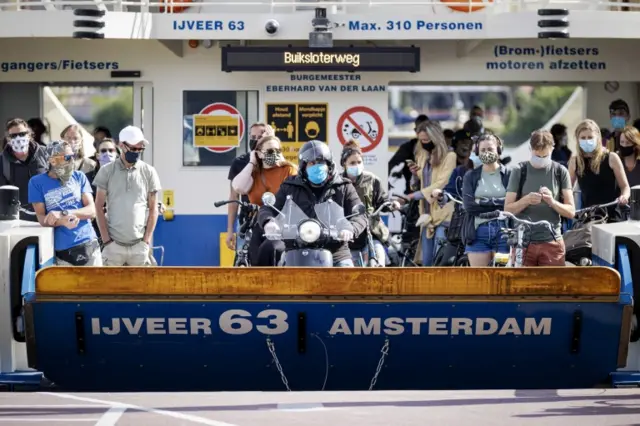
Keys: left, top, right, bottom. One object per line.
{"left": 606, "top": 99, "right": 630, "bottom": 152}
{"left": 0, "top": 118, "right": 48, "bottom": 221}
{"left": 28, "top": 141, "right": 101, "bottom": 266}
{"left": 258, "top": 140, "right": 367, "bottom": 267}
{"left": 93, "top": 126, "right": 161, "bottom": 266}
{"left": 225, "top": 123, "right": 274, "bottom": 253}
{"left": 505, "top": 130, "right": 575, "bottom": 266}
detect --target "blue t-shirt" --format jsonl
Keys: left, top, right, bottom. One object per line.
{"left": 28, "top": 170, "right": 96, "bottom": 251}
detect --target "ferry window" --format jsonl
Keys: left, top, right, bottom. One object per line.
{"left": 183, "top": 90, "right": 258, "bottom": 167}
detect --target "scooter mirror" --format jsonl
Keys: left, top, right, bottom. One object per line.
{"left": 352, "top": 204, "right": 366, "bottom": 215}
{"left": 262, "top": 192, "right": 276, "bottom": 206}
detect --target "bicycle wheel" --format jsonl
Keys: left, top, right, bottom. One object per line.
{"left": 455, "top": 254, "right": 469, "bottom": 267}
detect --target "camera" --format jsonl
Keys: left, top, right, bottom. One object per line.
{"left": 265, "top": 19, "right": 279, "bottom": 35}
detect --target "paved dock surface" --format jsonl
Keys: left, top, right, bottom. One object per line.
{"left": 1, "top": 389, "right": 640, "bottom": 425}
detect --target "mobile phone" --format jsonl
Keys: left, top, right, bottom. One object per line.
{"left": 405, "top": 159, "right": 416, "bottom": 166}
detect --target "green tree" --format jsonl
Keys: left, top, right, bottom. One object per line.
{"left": 502, "top": 86, "right": 576, "bottom": 146}
{"left": 92, "top": 88, "right": 133, "bottom": 138}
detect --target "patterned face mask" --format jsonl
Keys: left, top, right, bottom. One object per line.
{"left": 53, "top": 162, "right": 75, "bottom": 184}
{"left": 479, "top": 151, "right": 499, "bottom": 165}
{"left": 9, "top": 135, "right": 30, "bottom": 154}
{"left": 262, "top": 152, "right": 280, "bottom": 167}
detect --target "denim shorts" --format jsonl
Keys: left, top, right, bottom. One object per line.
{"left": 465, "top": 221, "right": 509, "bottom": 254}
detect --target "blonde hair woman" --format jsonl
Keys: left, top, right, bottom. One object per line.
{"left": 61, "top": 124, "right": 97, "bottom": 183}
{"left": 619, "top": 125, "right": 640, "bottom": 187}
{"left": 403, "top": 120, "right": 457, "bottom": 266}
{"left": 568, "top": 119, "right": 630, "bottom": 221}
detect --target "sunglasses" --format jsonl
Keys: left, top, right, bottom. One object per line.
{"left": 9, "top": 131, "right": 29, "bottom": 138}
{"left": 124, "top": 143, "right": 145, "bottom": 153}
{"left": 262, "top": 148, "right": 282, "bottom": 155}
{"left": 50, "top": 154, "right": 74, "bottom": 164}
{"left": 100, "top": 148, "right": 116, "bottom": 153}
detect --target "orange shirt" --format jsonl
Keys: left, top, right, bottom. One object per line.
{"left": 247, "top": 165, "right": 297, "bottom": 206}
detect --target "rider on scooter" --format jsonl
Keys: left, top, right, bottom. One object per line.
{"left": 258, "top": 140, "right": 367, "bottom": 267}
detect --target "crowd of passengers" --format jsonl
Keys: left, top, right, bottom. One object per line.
{"left": 226, "top": 100, "right": 640, "bottom": 268}
{"left": 0, "top": 119, "right": 161, "bottom": 267}
{"left": 1, "top": 98, "right": 639, "bottom": 268}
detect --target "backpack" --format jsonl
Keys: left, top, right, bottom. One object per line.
{"left": 516, "top": 161, "right": 563, "bottom": 201}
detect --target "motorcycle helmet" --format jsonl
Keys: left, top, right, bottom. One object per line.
{"left": 298, "top": 140, "right": 335, "bottom": 184}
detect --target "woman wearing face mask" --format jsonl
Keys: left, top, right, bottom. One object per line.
{"left": 569, "top": 119, "right": 630, "bottom": 221}
{"left": 402, "top": 120, "right": 457, "bottom": 266}
{"left": 618, "top": 125, "right": 640, "bottom": 187}
{"left": 96, "top": 139, "right": 119, "bottom": 170}
{"left": 232, "top": 135, "right": 297, "bottom": 266}
{"left": 27, "top": 141, "right": 101, "bottom": 266}
{"left": 460, "top": 133, "right": 511, "bottom": 266}
{"left": 61, "top": 124, "right": 97, "bottom": 185}
{"left": 340, "top": 140, "right": 399, "bottom": 266}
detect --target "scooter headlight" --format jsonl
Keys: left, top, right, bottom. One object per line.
{"left": 298, "top": 220, "right": 321, "bottom": 243}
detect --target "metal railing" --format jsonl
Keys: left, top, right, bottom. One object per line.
{"left": 1, "top": 0, "right": 639, "bottom": 13}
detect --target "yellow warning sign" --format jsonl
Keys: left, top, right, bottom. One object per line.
{"left": 193, "top": 115, "right": 240, "bottom": 148}
{"left": 265, "top": 103, "right": 328, "bottom": 164}
{"left": 162, "top": 190, "right": 174, "bottom": 208}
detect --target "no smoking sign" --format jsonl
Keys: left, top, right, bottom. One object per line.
{"left": 337, "top": 106, "right": 384, "bottom": 153}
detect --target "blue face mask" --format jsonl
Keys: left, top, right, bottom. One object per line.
{"left": 306, "top": 163, "right": 329, "bottom": 185}
{"left": 346, "top": 164, "right": 364, "bottom": 178}
{"left": 611, "top": 116, "right": 626, "bottom": 130}
{"left": 469, "top": 152, "right": 482, "bottom": 168}
{"left": 579, "top": 139, "right": 597, "bottom": 153}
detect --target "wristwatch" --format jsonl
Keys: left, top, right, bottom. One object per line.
{"left": 61, "top": 210, "right": 69, "bottom": 217}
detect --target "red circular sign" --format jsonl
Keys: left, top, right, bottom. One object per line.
{"left": 198, "top": 102, "right": 245, "bottom": 153}
{"left": 336, "top": 106, "right": 384, "bottom": 154}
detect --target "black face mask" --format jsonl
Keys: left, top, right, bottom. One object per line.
{"left": 249, "top": 137, "right": 259, "bottom": 151}
{"left": 125, "top": 150, "right": 140, "bottom": 164}
{"left": 422, "top": 142, "right": 435, "bottom": 152}
{"left": 619, "top": 145, "right": 636, "bottom": 157}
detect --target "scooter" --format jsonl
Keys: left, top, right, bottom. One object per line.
{"left": 262, "top": 192, "right": 365, "bottom": 267}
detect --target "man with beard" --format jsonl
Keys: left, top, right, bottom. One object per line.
{"left": 0, "top": 118, "right": 48, "bottom": 221}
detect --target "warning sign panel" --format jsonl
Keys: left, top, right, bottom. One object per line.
{"left": 266, "top": 103, "right": 328, "bottom": 164}
{"left": 193, "top": 114, "right": 240, "bottom": 148}
{"left": 336, "top": 106, "right": 384, "bottom": 154}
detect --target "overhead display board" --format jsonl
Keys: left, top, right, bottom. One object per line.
{"left": 221, "top": 46, "right": 420, "bottom": 72}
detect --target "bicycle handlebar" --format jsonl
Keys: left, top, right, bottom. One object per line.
{"left": 441, "top": 191, "right": 463, "bottom": 205}
{"left": 574, "top": 200, "right": 620, "bottom": 217}
{"left": 214, "top": 199, "right": 258, "bottom": 210}
{"left": 371, "top": 201, "right": 394, "bottom": 217}
{"left": 478, "top": 210, "right": 555, "bottom": 235}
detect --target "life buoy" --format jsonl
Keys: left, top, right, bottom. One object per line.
{"left": 440, "top": 0, "right": 493, "bottom": 12}
{"left": 159, "top": 0, "right": 192, "bottom": 13}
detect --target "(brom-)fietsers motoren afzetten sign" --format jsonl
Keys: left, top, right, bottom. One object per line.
{"left": 221, "top": 46, "right": 420, "bottom": 72}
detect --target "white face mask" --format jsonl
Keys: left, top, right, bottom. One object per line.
{"left": 9, "top": 135, "right": 30, "bottom": 154}
{"left": 530, "top": 154, "right": 551, "bottom": 169}
{"left": 98, "top": 151, "right": 117, "bottom": 166}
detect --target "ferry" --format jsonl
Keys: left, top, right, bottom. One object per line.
{"left": 0, "top": 1, "right": 639, "bottom": 422}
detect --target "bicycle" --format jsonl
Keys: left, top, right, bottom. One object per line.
{"left": 433, "top": 190, "right": 469, "bottom": 267}
{"left": 387, "top": 195, "right": 419, "bottom": 267}
{"left": 214, "top": 199, "right": 259, "bottom": 267}
{"left": 478, "top": 210, "right": 556, "bottom": 267}
{"left": 353, "top": 200, "right": 396, "bottom": 267}
{"left": 565, "top": 200, "right": 622, "bottom": 267}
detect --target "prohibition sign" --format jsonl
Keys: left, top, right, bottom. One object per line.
{"left": 337, "top": 106, "right": 384, "bottom": 154}
{"left": 198, "top": 102, "right": 245, "bottom": 153}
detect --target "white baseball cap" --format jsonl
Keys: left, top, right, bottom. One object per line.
{"left": 119, "top": 125, "right": 149, "bottom": 146}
